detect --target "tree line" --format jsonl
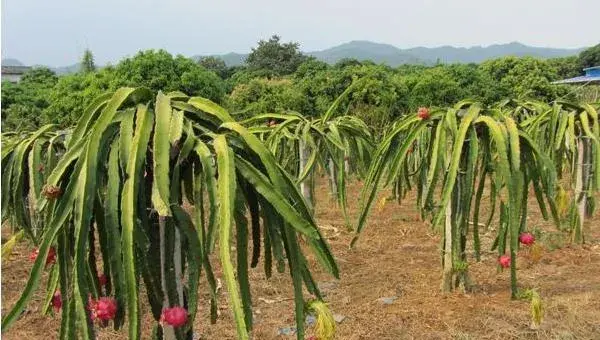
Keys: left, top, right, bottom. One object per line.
{"left": 2, "top": 36, "right": 599, "bottom": 133}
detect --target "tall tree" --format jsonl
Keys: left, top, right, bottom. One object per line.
{"left": 227, "top": 77, "right": 308, "bottom": 117}
{"left": 44, "top": 50, "right": 227, "bottom": 127}
{"left": 480, "top": 56, "right": 568, "bottom": 101}
{"left": 1, "top": 67, "right": 58, "bottom": 129}
{"left": 43, "top": 67, "right": 116, "bottom": 126}
{"left": 80, "top": 49, "right": 96, "bottom": 73}
{"left": 111, "top": 50, "right": 225, "bottom": 101}
{"left": 579, "top": 43, "right": 600, "bottom": 69}
{"left": 548, "top": 56, "right": 581, "bottom": 79}
{"left": 246, "top": 35, "right": 307, "bottom": 76}
{"left": 198, "top": 56, "right": 228, "bottom": 78}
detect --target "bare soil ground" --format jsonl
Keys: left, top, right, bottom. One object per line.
{"left": 2, "top": 178, "right": 600, "bottom": 339}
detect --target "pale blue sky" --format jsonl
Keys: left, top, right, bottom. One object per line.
{"left": 2, "top": 0, "right": 599, "bottom": 67}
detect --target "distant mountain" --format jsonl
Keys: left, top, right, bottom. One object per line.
{"left": 2, "top": 58, "right": 80, "bottom": 74}
{"left": 308, "top": 40, "right": 425, "bottom": 65}
{"left": 52, "top": 63, "right": 82, "bottom": 75}
{"left": 199, "top": 41, "right": 583, "bottom": 67}
{"left": 193, "top": 52, "right": 247, "bottom": 66}
{"left": 403, "top": 42, "right": 584, "bottom": 64}
{"left": 4, "top": 41, "right": 586, "bottom": 74}
{"left": 2, "top": 58, "right": 24, "bottom": 66}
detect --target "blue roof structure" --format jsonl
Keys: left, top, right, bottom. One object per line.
{"left": 553, "top": 66, "right": 600, "bottom": 84}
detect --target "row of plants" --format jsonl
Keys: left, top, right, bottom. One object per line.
{"left": 1, "top": 89, "right": 339, "bottom": 340}
{"left": 5, "top": 40, "right": 600, "bottom": 133}
{"left": 1, "top": 85, "right": 598, "bottom": 339}
{"left": 355, "top": 101, "right": 599, "bottom": 299}
{"left": 512, "top": 100, "right": 600, "bottom": 241}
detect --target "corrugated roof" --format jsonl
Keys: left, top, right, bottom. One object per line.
{"left": 583, "top": 66, "right": 600, "bottom": 77}
{"left": 552, "top": 76, "right": 600, "bottom": 84}
{"left": 1, "top": 66, "right": 31, "bottom": 75}
{"left": 553, "top": 65, "right": 600, "bottom": 84}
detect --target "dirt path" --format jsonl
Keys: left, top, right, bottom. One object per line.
{"left": 2, "top": 179, "right": 600, "bottom": 339}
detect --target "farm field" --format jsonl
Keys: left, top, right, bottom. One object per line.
{"left": 3, "top": 177, "right": 599, "bottom": 340}
{"left": 2, "top": 3, "right": 600, "bottom": 340}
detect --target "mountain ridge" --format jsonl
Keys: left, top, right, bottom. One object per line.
{"left": 3, "top": 41, "right": 585, "bottom": 74}
{"left": 196, "top": 40, "right": 583, "bottom": 67}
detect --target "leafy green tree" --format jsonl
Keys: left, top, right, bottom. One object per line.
{"left": 445, "top": 64, "right": 499, "bottom": 103}
{"left": 227, "top": 77, "right": 308, "bottom": 116}
{"left": 341, "top": 64, "right": 405, "bottom": 129}
{"left": 179, "top": 67, "right": 225, "bottom": 101}
{"left": 295, "top": 62, "right": 408, "bottom": 132}
{"left": 111, "top": 49, "right": 225, "bottom": 101}
{"left": 43, "top": 50, "right": 226, "bottom": 127}
{"left": 1, "top": 81, "right": 23, "bottom": 111}
{"left": 43, "top": 67, "right": 116, "bottom": 126}
{"left": 81, "top": 49, "right": 96, "bottom": 73}
{"left": 480, "top": 56, "right": 568, "bottom": 100}
{"left": 395, "top": 64, "right": 429, "bottom": 76}
{"left": 246, "top": 35, "right": 307, "bottom": 76}
{"left": 293, "top": 59, "right": 334, "bottom": 117}
{"left": 548, "top": 56, "right": 581, "bottom": 78}
{"left": 401, "top": 66, "right": 465, "bottom": 110}
{"left": 294, "top": 57, "right": 329, "bottom": 79}
{"left": 224, "top": 66, "right": 267, "bottom": 91}
{"left": 1, "top": 67, "right": 58, "bottom": 129}
{"left": 1, "top": 103, "right": 45, "bottom": 131}
{"left": 224, "top": 65, "right": 247, "bottom": 79}
{"left": 20, "top": 67, "right": 59, "bottom": 85}
{"left": 579, "top": 43, "right": 600, "bottom": 69}
{"left": 334, "top": 58, "right": 363, "bottom": 69}
{"left": 198, "top": 56, "right": 228, "bottom": 78}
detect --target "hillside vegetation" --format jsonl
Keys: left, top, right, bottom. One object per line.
{"left": 2, "top": 37, "right": 598, "bottom": 132}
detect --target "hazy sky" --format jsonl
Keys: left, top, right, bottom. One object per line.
{"left": 2, "top": 0, "right": 599, "bottom": 67}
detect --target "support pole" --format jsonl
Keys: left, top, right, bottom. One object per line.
{"left": 329, "top": 157, "right": 337, "bottom": 198}
{"left": 574, "top": 137, "right": 588, "bottom": 243}
{"left": 174, "top": 230, "right": 184, "bottom": 305}
{"left": 160, "top": 217, "right": 176, "bottom": 340}
{"left": 298, "top": 139, "right": 313, "bottom": 210}
{"left": 344, "top": 151, "right": 350, "bottom": 175}
{"left": 441, "top": 201, "right": 453, "bottom": 292}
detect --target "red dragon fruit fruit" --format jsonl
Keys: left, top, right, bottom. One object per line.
{"left": 498, "top": 255, "right": 511, "bottom": 268}
{"left": 519, "top": 232, "right": 535, "bottom": 246}
{"left": 160, "top": 306, "right": 188, "bottom": 327}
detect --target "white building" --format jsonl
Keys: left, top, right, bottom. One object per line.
{"left": 1, "top": 66, "right": 32, "bottom": 82}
